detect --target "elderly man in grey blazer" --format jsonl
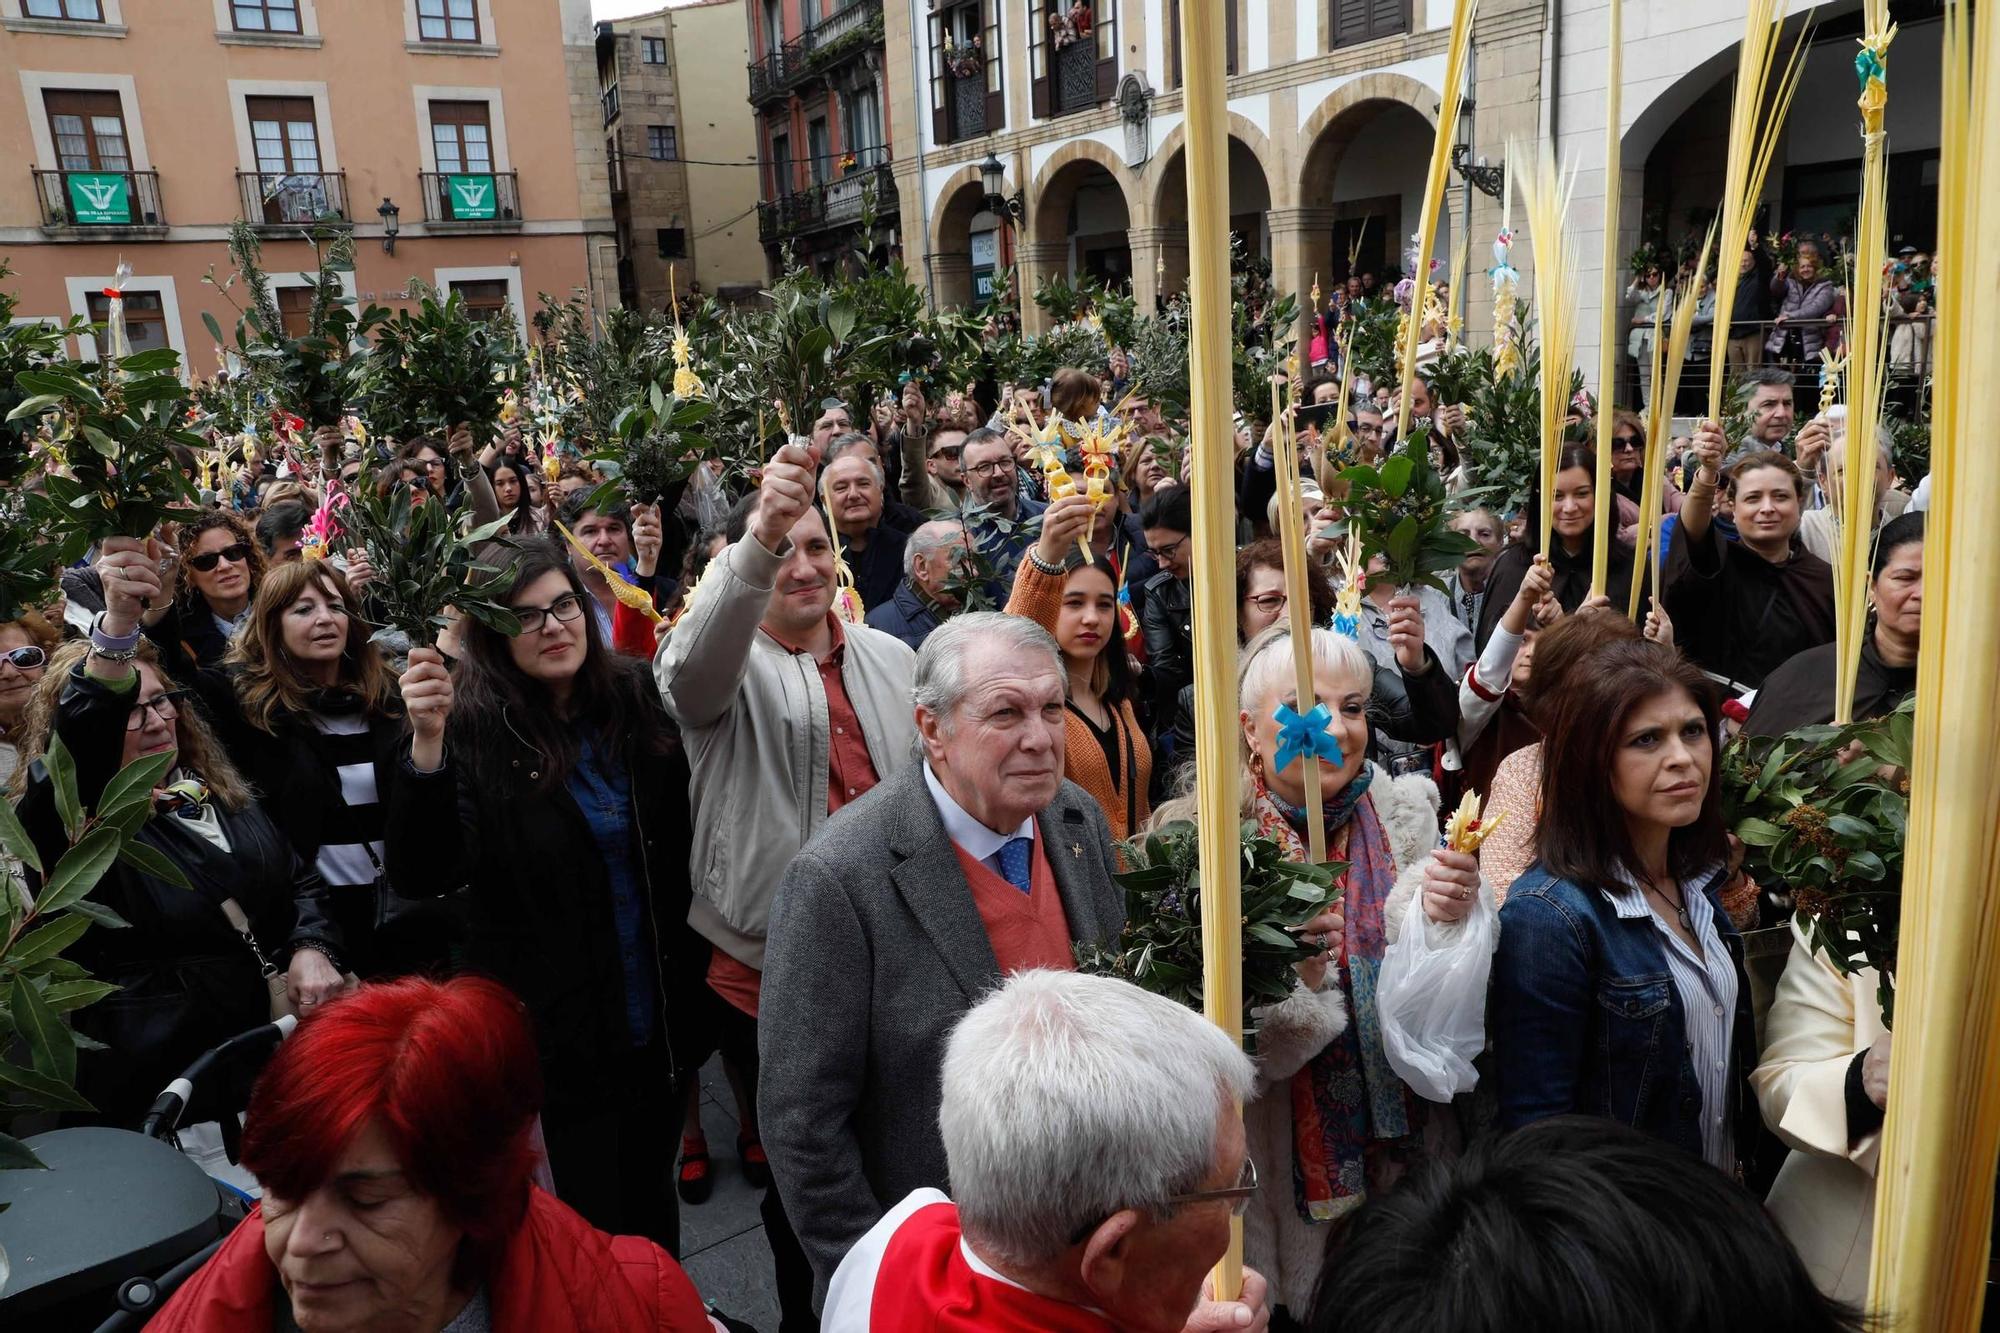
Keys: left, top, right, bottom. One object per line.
{"left": 759, "top": 611, "right": 1126, "bottom": 1306}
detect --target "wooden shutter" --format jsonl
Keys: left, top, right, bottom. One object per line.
{"left": 929, "top": 9, "right": 949, "bottom": 144}
{"left": 1093, "top": 0, "right": 1116, "bottom": 103}
{"left": 1029, "top": 0, "right": 1049, "bottom": 118}
{"left": 1226, "top": 0, "right": 1238, "bottom": 76}
{"left": 1334, "top": 0, "right": 1408, "bottom": 46}
{"left": 1169, "top": 0, "right": 1181, "bottom": 88}
{"left": 984, "top": 0, "right": 1004, "bottom": 133}
{"left": 43, "top": 90, "right": 129, "bottom": 171}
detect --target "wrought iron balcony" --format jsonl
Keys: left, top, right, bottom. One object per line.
{"left": 30, "top": 168, "right": 167, "bottom": 233}
{"left": 757, "top": 162, "right": 896, "bottom": 243}
{"left": 747, "top": 0, "right": 883, "bottom": 104}
{"left": 417, "top": 170, "right": 522, "bottom": 228}
{"left": 237, "top": 171, "right": 351, "bottom": 229}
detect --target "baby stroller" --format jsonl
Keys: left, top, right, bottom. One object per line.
{"left": 0, "top": 1015, "right": 295, "bottom": 1331}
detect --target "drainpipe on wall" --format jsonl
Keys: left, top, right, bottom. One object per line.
{"left": 1542, "top": 0, "right": 1562, "bottom": 146}
{"left": 908, "top": 0, "right": 934, "bottom": 311}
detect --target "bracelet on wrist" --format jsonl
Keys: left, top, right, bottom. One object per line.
{"left": 89, "top": 612, "right": 143, "bottom": 661}
{"left": 292, "top": 940, "right": 346, "bottom": 974}
{"left": 1027, "top": 548, "right": 1070, "bottom": 578}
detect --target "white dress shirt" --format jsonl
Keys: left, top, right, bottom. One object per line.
{"left": 923, "top": 763, "right": 1036, "bottom": 878}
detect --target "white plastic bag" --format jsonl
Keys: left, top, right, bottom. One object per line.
{"left": 1376, "top": 874, "right": 1497, "bottom": 1102}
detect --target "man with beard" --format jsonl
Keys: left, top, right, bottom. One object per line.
{"left": 958, "top": 425, "right": 1047, "bottom": 589}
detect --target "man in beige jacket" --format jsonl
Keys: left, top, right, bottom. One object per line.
{"left": 655, "top": 437, "right": 917, "bottom": 1329}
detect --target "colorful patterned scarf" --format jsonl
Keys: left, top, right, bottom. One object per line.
{"left": 1250, "top": 766, "right": 1424, "bottom": 1223}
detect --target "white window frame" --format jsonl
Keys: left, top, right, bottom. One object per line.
{"left": 212, "top": 0, "right": 321, "bottom": 46}
{"left": 412, "top": 85, "right": 511, "bottom": 175}
{"left": 227, "top": 79, "right": 340, "bottom": 177}
{"left": 17, "top": 70, "right": 150, "bottom": 171}
{"left": 63, "top": 274, "right": 187, "bottom": 363}
{"left": 403, "top": 0, "right": 499, "bottom": 54}
{"left": 432, "top": 265, "right": 525, "bottom": 332}
{"left": 1, "top": 0, "right": 127, "bottom": 37}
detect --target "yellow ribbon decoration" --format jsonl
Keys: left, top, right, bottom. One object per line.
{"left": 554, "top": 519, "right": 663, "bottom": 622}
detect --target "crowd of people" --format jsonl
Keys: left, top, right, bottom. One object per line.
{"left": 0, "top": 230, "right": 1937, "bottom": 1332}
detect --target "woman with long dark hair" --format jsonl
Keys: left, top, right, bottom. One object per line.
{"left": 385, "top": 538, "right": 699, "bottom": 1253}
{"left": 1489, "top": 639, "right": 1761, "bottom": 1177}
{"left": 1474, "top": 438, "right": 1641, "bottom": 650}
{"left": 191, "top": 560, "right": 442, "bottom": 989}
{"left": 1005, "top": 493, "right": 1151, "bottom": 840}
{"left": 488, "top": 458, "right": 544, "bottom": 535}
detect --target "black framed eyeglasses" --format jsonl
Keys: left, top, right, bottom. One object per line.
{"left": 1244, "top": 592, "right": 1287, "bottom": 615}
{"left": 1349, "top": 420, "right": 1384, "bottom": 440}
{"left": 1145, "top": 533, "right": 1188, "bottom": 562}
{"left": 2, "top": 645, "right": 48, "bottom": 671}
{"left": 964, "top": 456, "right": 1017, "bottom": 480}
{"left": 127, "top": 689, "right": 190, "bottom": 731}
{"left": 187, "top": 542, "right": 253, "bottom": 572}
{"left": 513, "top": 592, "right": 588, "bottom": 635}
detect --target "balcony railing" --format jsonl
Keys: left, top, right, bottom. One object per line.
{"left": 237, "top": 171, "right": 351, "bottom": 228}
{"left": 757, "top": 162, "right": 896, "bottom": 243}
{"left": 418, "top": 170, "right": 522, "bottom": 227}
{"left": 748, "top": 0, "right": 883, "bottom": 104}
{"left": 30, "top": 168, "right": 166, "bottom": 232}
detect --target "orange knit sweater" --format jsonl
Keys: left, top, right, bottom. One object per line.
{"left": 1005, "top": 558, "right": 1154, "bottom": 842}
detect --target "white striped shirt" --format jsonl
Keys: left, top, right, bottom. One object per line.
{"left": 1601, "top": 863, "right": 1738, "bottom": 1174}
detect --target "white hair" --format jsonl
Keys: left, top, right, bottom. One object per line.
{"left": 903, "top": 519, "right": 964, "bottom": 579}
{"left": 1239, "top": 624, "right": 1373, "bottom": 716}
{"left": 912, "top": 611, "right": 1059, "bottom": 722}
{"left": 940, "top": 969, "right": 1255, "bottom": 1267}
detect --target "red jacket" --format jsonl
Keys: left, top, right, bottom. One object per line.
{"left": 149, "top": 1187, "right": 711, "bottom": 1331}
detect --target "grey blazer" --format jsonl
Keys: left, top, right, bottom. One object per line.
{"left": 757, "top": 760, "right": 1124, "bottom": 1305}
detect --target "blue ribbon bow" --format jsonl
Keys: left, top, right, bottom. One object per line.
{"left": 1272, "top": 702, "right": 1344, "bottom": 774}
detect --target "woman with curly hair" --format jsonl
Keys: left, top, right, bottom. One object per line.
{"left": 155, "top": 509, "right": 267, "bottom": 669}
{"left": 0, "top": 606, "right": 61, "bottom": 788}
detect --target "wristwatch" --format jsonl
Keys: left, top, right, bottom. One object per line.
{"left": 88, "top": 612, "right": 143, "bottom": 662}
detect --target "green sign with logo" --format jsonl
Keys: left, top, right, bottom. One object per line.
{"left": 444, "top": 173, "right": 497, "bottom": 220}
{"left": 65, "top": 172, "right": 131, "bottom": 225}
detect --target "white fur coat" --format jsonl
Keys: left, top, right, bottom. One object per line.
{"left": 1241, "top": 765, "right": 1446, "bottom": 1316}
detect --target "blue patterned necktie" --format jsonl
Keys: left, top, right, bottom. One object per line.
{"left": 994, "top": 836, "right": 1034, "bottom": 894}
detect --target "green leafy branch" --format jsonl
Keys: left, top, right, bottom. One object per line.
{"left": 1337, "top": 428, "right": 1485, "bottom": 596}
{"left": 1074, "top": 821, "right": 1343, "bottom": 1051}
{"left": 336, "top": 478, "right": 521, "bottom": 646}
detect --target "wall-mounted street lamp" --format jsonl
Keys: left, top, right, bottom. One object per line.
{"left": 978, "top": 153, "right": 1026, "bottom": 225}
{"left": 1451, "top": 145, "right": 1506, "bottom": 201}
{"left": 377, "top": 196, "right": 401, "bottom": 254}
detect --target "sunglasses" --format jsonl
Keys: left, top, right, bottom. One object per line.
{"left": 187, "top": 542, "right": 253, "bottom": 572}
{"left": 2, "top": 645, "right": 47, "bottom": 671}
{"left": 1611, "top": 435, "right": 1643, "bottom": 453}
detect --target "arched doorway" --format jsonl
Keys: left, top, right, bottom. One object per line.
{"left": 1299, "top": 99, "right": 1440, "bottom": 290}
{"left": 930, "top": 169, "right": 1007, "bottom": 311}
{"left": 1029, "top": 156, "right": 1134, "bottom": 290}
{"left": 1152, "top": 137, "right": 1274, "bottom": 263}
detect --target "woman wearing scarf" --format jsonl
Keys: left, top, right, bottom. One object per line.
{"left": 1743, "top": 511, "right": 1922, "bottom": 736}
{"left": 9, "top": 536, "right": 313, "bottom": 1125}
{"left": 1151, "top": 625, "right": 1469, "bottom": 1319}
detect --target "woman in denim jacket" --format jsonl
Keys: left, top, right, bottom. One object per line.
{"left": 1489, "top": 640, "right": 1762, "bottom": 1178}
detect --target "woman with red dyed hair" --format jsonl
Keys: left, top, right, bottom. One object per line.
{"left": 151, "top": 976, "right": 714, "bottom": 1332}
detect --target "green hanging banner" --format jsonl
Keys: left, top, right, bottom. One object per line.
{"left": 444, "top": 173, "right": 497, "bottom": 220}
{"left": 66, "top": 172, "right": 132, "bottom": 225}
